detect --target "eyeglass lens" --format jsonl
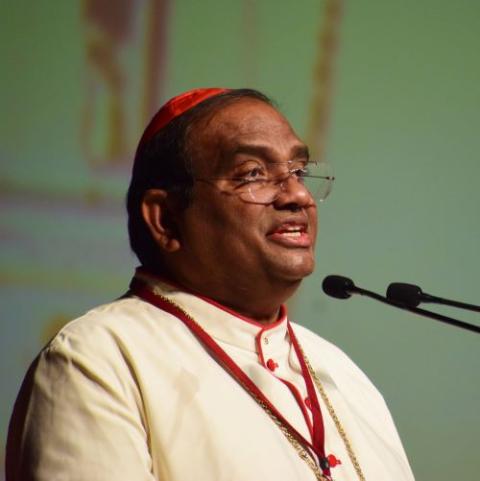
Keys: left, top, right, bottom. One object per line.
{"left": 238, "top": 162, "right": 334, "bottom": 204}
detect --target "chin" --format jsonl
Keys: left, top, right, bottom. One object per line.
{"left": 274, "top": 257, "right": 315, "bottom": 283}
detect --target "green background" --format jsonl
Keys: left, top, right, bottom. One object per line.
{"left": 1, "top": 1, "right": 479, "bottom": 480}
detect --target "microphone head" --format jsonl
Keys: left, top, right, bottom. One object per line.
{"left": 386, "top": 283, "right": 423, "bottom": 307}
{"left": 322, "top": 275, "right": 356, "bottom": 299}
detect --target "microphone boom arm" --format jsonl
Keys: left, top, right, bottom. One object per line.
{"left": 387, "top": 282, "right": 480, "bottom": 312}
{"left": 356, "top": 286, "right": 480, "bottom": 334}
{"left": 420, "top": 293, "right": 480, "bottom": 312}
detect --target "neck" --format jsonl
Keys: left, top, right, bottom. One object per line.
{"left": 144, "top": 266, "right": 300, "bottom": 324}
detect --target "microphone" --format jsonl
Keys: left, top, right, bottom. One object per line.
{"left": 322, "top": 275, "right": 357, "bottom": 299}
{"left": 322, "top": 275, "right": 397, "bottom": 305}
{"left": 322, "top": 275, "right": 480, "bottom": 334}
{"left": 387, "top": 282, "right": 480, "bottom": 312}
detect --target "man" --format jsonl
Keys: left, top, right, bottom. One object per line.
{"left": 6, "top": 88, "right": 415, "bottom": 480}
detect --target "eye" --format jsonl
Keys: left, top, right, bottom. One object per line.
{"left": 233, "top": 165, "right": 268, "bottom": 184}
{"left": 288, "top": 160, "right": 310, "bottom": 179}
{"left": 291, "top": 167, "right": 308, "bottom": 178}
{"left": 246, "top": 167, "right": 265, "bottom": 179}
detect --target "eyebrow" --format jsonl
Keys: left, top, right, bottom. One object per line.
{"left": 231, "top": 143, "right": 310, "bottom": 162}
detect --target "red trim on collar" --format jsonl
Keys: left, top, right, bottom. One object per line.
{"left": 196, "top": 294, "right": 286, "bottom": 328}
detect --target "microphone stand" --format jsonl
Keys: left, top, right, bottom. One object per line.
{"left": 415, "top": 292, "right": 480, "bottom": 313}
{"left": 386, "top": 282, "right": 480, "bottom": 312}
{"left": 353, "top": 286, "right": 480, "bottom": 334}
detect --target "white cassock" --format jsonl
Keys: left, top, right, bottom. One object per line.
{"left": 7, "top": 271, "right": 415, "bottom": 481}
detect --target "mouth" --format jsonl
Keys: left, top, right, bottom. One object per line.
{"left": 266, "top": 222, "right": 312, "bottom": 247}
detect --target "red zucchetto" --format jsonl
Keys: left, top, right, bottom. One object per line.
{"left": 138, "top": 88, "right": 230, "bottom": 149}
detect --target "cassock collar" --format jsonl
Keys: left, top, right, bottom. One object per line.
{"left": 133, "top": 268, "right": 290, "bottom": 354}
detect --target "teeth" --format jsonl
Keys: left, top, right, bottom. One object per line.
{"left": 282, "top": 231, "right": 302, "bottom": 237}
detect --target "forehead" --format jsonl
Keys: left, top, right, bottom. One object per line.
{"left": 190, "top": 98, "right": 305, "bottom": 173}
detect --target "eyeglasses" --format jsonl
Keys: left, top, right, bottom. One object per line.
{"left": 194, "top": 160, "right": 335, "bottom": 205}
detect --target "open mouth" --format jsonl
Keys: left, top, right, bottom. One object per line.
{"left": 276, "top": 225, "right": 305, "bottom": 237}
{"left": 267, "top": 222, "right": 311, "bottom": 247}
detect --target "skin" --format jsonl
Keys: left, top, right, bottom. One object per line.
{"left": 142, "top": 98, "right": 318, "bottom": 323}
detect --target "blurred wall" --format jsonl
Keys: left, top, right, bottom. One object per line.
{"left": 1, "top": 1, "right": 479, "bottom": 480}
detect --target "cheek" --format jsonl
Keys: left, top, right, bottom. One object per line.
{"left": 182, "top": 196, "right": 262, "bottom": 249}
{"left": 195, "top": 191, "right": 263, "bottom": 230}
{"left": 213, "top": 206, "right": 265, "bottom": 247}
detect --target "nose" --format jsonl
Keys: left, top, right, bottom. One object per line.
{"left": 273, "top": 174, "right": 316, "bottom": 209}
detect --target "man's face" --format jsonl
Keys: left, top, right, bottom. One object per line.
{"left": 170, "top": 98, "right": 318, "bottom": 302}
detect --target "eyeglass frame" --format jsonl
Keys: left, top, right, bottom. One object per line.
{"left": 192, "top": 160, "right": 335, "bottom": 205}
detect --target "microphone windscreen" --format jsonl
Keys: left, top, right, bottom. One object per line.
{"left": 386, "top": 283, "right": 422, "bottom": 307}
{"left": 322, "top": 275, "right": 355, "bottom": 299}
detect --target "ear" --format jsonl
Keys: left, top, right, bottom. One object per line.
{"left": 141, "top": 189, "right": 181, "bottom": 253}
